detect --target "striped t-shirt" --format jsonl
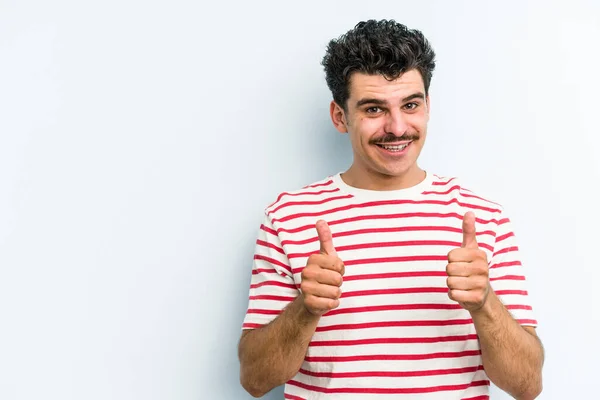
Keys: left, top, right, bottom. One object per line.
{"left": 242, "top": 171, "right": 537, "bottom": 400}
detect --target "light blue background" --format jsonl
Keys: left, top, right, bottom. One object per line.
{"left": 1, "top": 1, "right": 598, "bottom": 399}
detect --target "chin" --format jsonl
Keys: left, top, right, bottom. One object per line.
{"left": 375, "top": 166, "right": 414, "bottom": 178}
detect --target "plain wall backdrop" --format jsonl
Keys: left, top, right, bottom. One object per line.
{"left": 1, "top": 0, "right": 599, "bottom": 399}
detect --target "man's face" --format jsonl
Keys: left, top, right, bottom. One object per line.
{"left": 332, "top": 69, "right": 430, "bottom": 179}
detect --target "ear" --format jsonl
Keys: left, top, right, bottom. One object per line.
{"left": 330, "top": 101, "right": 348, "bottom": 134}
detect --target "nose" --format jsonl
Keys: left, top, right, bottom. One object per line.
{"left": 384, "top": 109, "right": 409, "bottom": 137}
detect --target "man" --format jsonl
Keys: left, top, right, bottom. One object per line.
{"left": 238, "top": 19, "right": 544, "bottom": 400}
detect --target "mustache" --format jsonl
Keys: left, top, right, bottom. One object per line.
{"left": 370, "top": 133, "right": 420, "bottom": 144}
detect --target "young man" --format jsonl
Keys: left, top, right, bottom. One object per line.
{"left": 238, "top": 20, "right": 544, "bottom": 400}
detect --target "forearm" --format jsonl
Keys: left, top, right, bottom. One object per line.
{"left": 238, "top": 295, "right": 320, "bottom": 397}
{"left": 471, "top": 290, "right": 544, "bottom": 399}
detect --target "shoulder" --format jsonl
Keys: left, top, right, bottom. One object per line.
{"left": 427, "top": 173, "right": 505, "bottom": 216}
{"left": 263, "top": 174, "right": 343, "bottom": 217}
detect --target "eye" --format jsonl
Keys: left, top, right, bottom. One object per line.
{"left": 403, "top": 102, "right": 419, "bottom": 110}
{"left": 365, "top": 106, "right": 383, "bottom": 114}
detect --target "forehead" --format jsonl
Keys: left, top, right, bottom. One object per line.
{"left": 348, "top": 69, "right": 425, "bottom": 105}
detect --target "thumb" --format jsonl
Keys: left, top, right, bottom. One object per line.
{"left": 316, "top": 220, "right": 337, "bottom": 256}
{"left": 461, "top": 211, "right": 478, "bottom": 249}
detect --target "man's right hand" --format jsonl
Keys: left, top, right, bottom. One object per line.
{"left": 300, "top": 219, "right": 345, "bottom": 316}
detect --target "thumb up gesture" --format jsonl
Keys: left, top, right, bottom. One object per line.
{"left": 446, "top": 212, "right": 491, "bottom": 312}
{"left": 300, "top": 220, "right": 345, "bottom": 316}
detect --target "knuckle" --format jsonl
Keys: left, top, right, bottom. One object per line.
{"left": 301, "top": 280, "right": 317, "bottom": 294}
{"left": 474, "top": 263, "right": 487, "bottom": 275}
{"left": 300, "top": 267, "right": 313, "bottom": 281}
{"left": 300, "top": 280, "right": 310, "bottom": 292}
{"left": 326, "top": 255, "right": 337, "bottom": 269}
{"left": 307, "top": 254, "right": 319, "bottom": 265}
{"left": 334, "top": 258, "right": 343, "bottom": 271}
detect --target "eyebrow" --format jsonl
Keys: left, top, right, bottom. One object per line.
{"left": 355, "top": 92, "right": 426, "bottom": 108}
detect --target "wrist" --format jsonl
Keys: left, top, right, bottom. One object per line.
{"left": 296, "top": 295, "right": 322, "bottom": 325}
{"left": 469, "top": 286, "right": 496, "bottom": 320}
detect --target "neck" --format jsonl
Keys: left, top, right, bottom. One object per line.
{"left": 341, "top": 164, "right": 426, "bottom": 191}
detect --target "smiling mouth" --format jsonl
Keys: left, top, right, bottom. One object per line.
{"left": 375, "top": 141, "right": 412, "bottom": 152}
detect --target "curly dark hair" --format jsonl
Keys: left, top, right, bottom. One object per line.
{"left": 322, "top": 19, "right": 436, "bottom": 110}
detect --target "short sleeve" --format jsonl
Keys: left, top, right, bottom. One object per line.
{"left": 489, "top": 211, "right": 538, "bottom": 327}
{"left": 241, "top": 212, "right": 299, "bottom": 330}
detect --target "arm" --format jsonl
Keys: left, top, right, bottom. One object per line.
{"left": 238, "top": 295, "right": 320, "bottom": 397}
{"left": 471, "top": 290, "right": 544, "bottom": 400}
{"left": 447, "top": 211, "right": 543, "bottom": 399}
{"left": 239, "top": 219, "right": 344, "bottom": 397}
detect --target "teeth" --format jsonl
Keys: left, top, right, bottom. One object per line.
{"left": 380, "top": 143, "right": 409, "bottom": 151}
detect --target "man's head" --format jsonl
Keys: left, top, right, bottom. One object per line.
{"left": 321, "top": 20, "right": 436, "bottom": 187}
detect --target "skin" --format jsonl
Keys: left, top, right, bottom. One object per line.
{"left": 330, "top": 69, "right": 430, "bottom": 191}
{"left": 238, "top": 221, "right": 343, "bottom": 397}
{"left": 239, "top": 69, "right": 544, "bottom": 399}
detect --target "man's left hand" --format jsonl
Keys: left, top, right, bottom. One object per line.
{"left": 446, "top": 211, "right": 491, "bottom": 312}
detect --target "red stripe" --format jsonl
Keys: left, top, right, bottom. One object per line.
{"left": 284, "top": 394, "right": 306, "bottom": 400}
{"left": 463, "top": 396, "right": 490, "bottom": 400}
{"left": 246, "top": 308, "right": 281, "bottom": 315}
{"left": 299, "top": 364, "right": 484, "bottom": 378}
{"left": 305, "top": 349, "right": 481, "bottom": 362}
{"left": 277, "top": 212, "right": 501, "bottom": 234}
{"left": 432, "top": 177, "right": 457, "bottom": 186}
{"left": 287, "top": 379, "right": 490, "bottom": 394}
{"left": 489, "top": 274, "right": 525, "bottom": 282}
{"left": 342, "top": 287, "right": 449, "bottom": 299}
{"left": 495, "top": 232, "right": 514, "bottom": 243}
{"left": 249, "top": 294, "right": 296, "bottom": 302}
{"left": 256, "top": 239, "right": 285, "bottom": 254}
{"left": 325, "top": 303, "right": 462, "bottom": 316}
{"left": 495, "top": 290, "right": 528, "bottom": 296}
{"left": 309, "top": 334, "right": 479, "bottom": 347}
{"left": 269, "top": 188, "right": 340, "bottom": 208}
{"left": 268, "top": 194, "right": 353, "bottom": 215}
{"left": 493, "top": 246, "right": 519, "bottom": 257}
{"left": 254, "top": 255, "right": 291, "bottom": 273}
{"left": 288, "top": 240, "right": 493, "bottom": 259}
{"left": 424, "top": 184, "right": 502, "bottom": 205}
{"left": 281, "top": 226, "right": 493, "bottom": 247}
{"left": 260, "top": 224, "right": 278, "bottom": 236}
{"left": 250, "top": 280, "right": 297, "bottom": 290}
{"left": 343, "top": 271, "right": 447, "bottom": 282}
{"left": 345, "top": 254, "right": 447, "bottom": 266}
{"left": 274, "top": 199, "right": 501, "bottom": 223}
{"left": 518, "top": 319, "right": 537, "bottom": 325}
{"left": 315, "top": 318, "right": 474, "bottom": 332}
{"left": 281, "top": 226, "right": 496, "bottom": 246}
{"left": 333, "top": 225, "right": 470, "bottom": 237}
{"left": 292, "top": 255, "right": 447, "bottom": 274}
{"left": 490, "top": 261, "right": 522, "bottom": 269}
{"left": 422, "top": 185, "right": 461, "bottom": 195}
{"left": 242, "top": 323, "right": 264, "bottom": 329}
{"left": 303, "top": 180, "right": 334, "bottom": 189}
{"left": 461, "top": 192, "right": 502, "bottom": 206}
{"left": 252, "top": 268, "right": 280, "bottom": 275}
{"left": 498, "top": 218, "right": 510, "bottom": 225}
